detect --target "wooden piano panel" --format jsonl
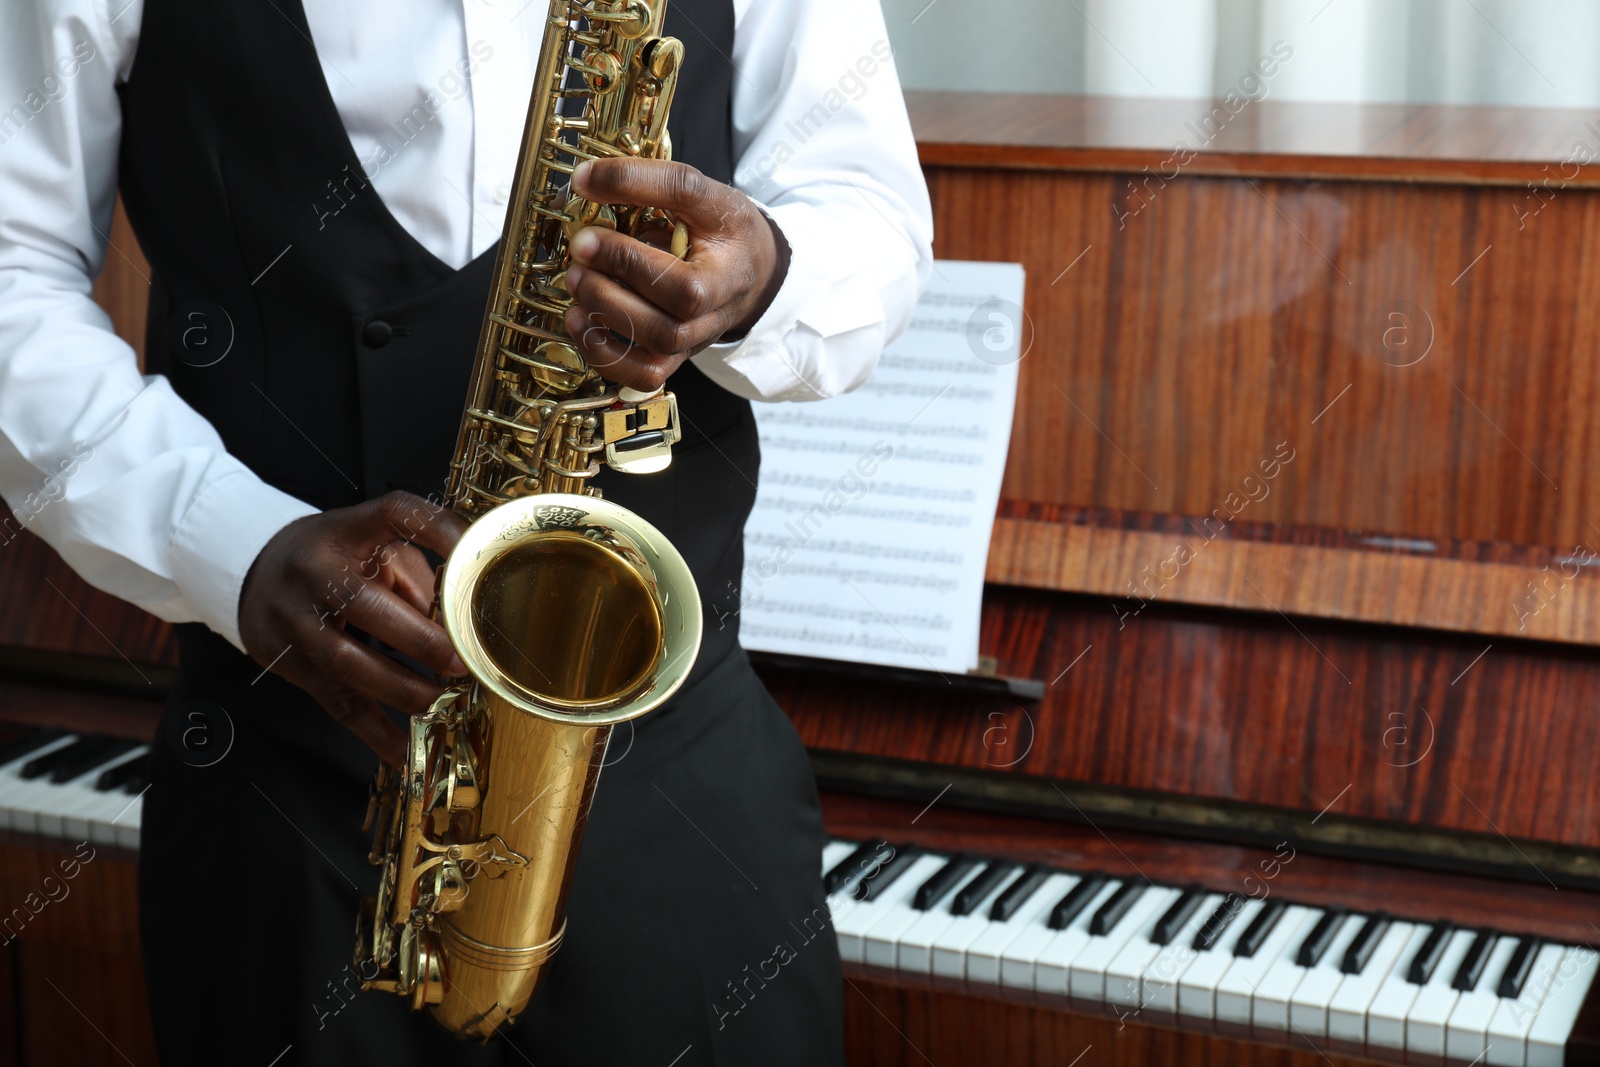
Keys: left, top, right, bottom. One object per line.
{"left": 779, "top": 587, "right": 1600, "bottom": 861}
{"left": 0, "top": 835, "right": 153, "bottom": 1067}
{"left": 754, "top": 94, "right": 1600, "bottom": 883}
{"left": 930, "top": 141, "right": 1600, "bottom": 550}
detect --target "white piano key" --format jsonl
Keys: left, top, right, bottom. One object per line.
{"left": 1366, "top": 925, "right": 1434, "bottom": 1049}
{"left": 997, "top": 874, "right": 1085, "bottom": 991}
{"left": 1404, "top": 928, "right": 1477, "bottom": 1056}
{"left": 1140, "top": 893, "right": 1224, "bottom": 1015}
{"left": 858, "top": 854, "right": 953, "bottom": 969}
{"left": 1251, "top": 907, "right": 1331, "bottom": 1030}
{"left": 1447, "top": 935, "right": 1521, "bottom": 1062}
{"left": 896, "top": 864, "right": 991, "bottom": 974}
{"left": 63, "top": 747, "right": 151, "bottom": 845}
{"left": 1486, "top": 941, "right": 1565, "bottom": 1067}
{"left": 1077, "top": 885, "right": 1179, "bottom": 1003}
{"left": 1177, "top": 897, "right": 1266, "bottom": 1020}
{"left": 1328, "top": 920, "right": 1418, "bottom": 1044}
{"left": 1527, "top": 945, "right": 1599, "bottom": 1067}
{"left": 833, "top": 850, "right": 944, "bottom": 964}
{"left": 1215, "top": 905, "right": 1318, "bottom": 1026}
{"left": 57, "top": 784, "right": 118, "bottom": 843}
{"left": 966, "top": 873, "right": 1077, "bottom": 987}
{"left": 25, "top": 773, "right": 117, "bottom": 840}
{"left": 1104, "top": 887, "right": 1190, "bottom": 1009}
{"left": 822, "top": 840, "right": 857, "bottom": 876}
{"left": 110, "top": 789, "right": 145, "bottom": 851}
{"left": 1287, "top": 913, "right": 1367, "bottom": 1036}
{"left": 0, "top": 735, "right": 80, "bottom": 831}
{"left": 1031, "top": 879, "right": 1123, "bottom": 996}
{"left": 0, "top": 734, "right": 78, "bottom": 775}
{"left": 931, "top": 870, "right": 1026, "bottom": 979}
{"left": 27, "top": 742, "right": 146, "bottom": 842}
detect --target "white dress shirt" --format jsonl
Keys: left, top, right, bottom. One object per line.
{"left": 0, "top": 0, "right": 932, "bottom": 653}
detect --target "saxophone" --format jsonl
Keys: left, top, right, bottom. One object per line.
{"left": 355, "top": 0, "right": 700, "bottom": 1040}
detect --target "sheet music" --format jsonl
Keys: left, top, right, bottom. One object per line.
{"left": 738, "top": 260, "right": 1025, "bottom": 674}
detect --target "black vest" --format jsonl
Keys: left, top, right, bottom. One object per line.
{"left": 117, "top": 0, "right": 754, "bottom": 714}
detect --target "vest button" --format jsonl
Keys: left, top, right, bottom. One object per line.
{"left": 363, "top": 320, "right": 394, "bottom": 348}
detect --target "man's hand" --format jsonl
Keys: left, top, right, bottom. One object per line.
{"left": 562, "top": 158, "right": 789, "bottom": 392}
{"left": 238, "top": 491, "right": 470, "bottom": 766}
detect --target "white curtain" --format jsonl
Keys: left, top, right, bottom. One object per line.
{"left": 882, "top": 0, "right": 1600, "bottom": 108}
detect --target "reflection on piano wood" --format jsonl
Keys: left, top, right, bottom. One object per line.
{"left": 5, "top": 93, "right": 1600, "bottom": 1066}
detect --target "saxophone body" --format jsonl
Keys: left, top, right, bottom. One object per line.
{"left": 355, "top": 0, "right": 700, "bottom": 1041}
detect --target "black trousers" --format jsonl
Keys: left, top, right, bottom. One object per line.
{"left": 139, "top": 647, "right": 845, "bottom": 1067}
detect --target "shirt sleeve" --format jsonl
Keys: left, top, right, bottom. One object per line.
{"left": 0, "top": 0, "right": 318, "bottom": 653}
{"left": 691, "top": 0, "right": 935, "bottom": 402}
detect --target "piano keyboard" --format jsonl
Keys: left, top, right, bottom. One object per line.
{"left": 823, "top": 839, "right": 1599, "bottom": 1067}
{"left": 4, "top": 728, "right": 1592, "bottom": 1066}
{"left": 0, "top": 727, "right": 148, "bottom": 849}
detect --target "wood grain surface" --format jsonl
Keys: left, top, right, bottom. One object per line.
{"left": 907, "top": 91, "right": 1600, "bottom": 186}
{"left": 986, "top": 506, "right": 1600, "bottom": 645}
{"left": 770, "top": 584, "right": 1600, "bottom": 853}
{"left": 0, "top": 837, "right": 153, "bottom": 1067}
{"left": 928, "top": 164, "right": 1600, "bottom": 552}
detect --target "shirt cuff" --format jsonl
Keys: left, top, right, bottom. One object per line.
{"left": 167, "top": 469, "right": 320, "bottom": 653}
{"left": 692, "top": 199, "right": 887, "bottom": 402}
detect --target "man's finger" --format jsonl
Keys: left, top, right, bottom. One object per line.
{"left": 339, "top": 581, "right": 465, "bottom": 676}
{"left": 567, "top": 262, "right": 721, "bottom": 357}
{"left": 572, "top": 158, "right": 735, "bottom": 233}
{"left": 385, "top": 543, "right": 438, "bottom": 617}
{"left": 301, "top": 631, "right": 447, "bottom": 717}
{"left": 563, "top": 305, "right": 681, "bottom": 393}
{"left": 568, "top": 227, "right": 729, "bottom": 323}
{"left": 355, "top": 490, "right": 467, "bottom": 560}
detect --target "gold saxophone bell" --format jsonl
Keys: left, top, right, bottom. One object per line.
{"left": 356, "top": 0, "right": 701, "bottom": 1042}
{"left": 357, "top": 494, "right": 699, "bottom": 1039}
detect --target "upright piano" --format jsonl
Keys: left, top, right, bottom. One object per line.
{"left": 3, "top": 94, "right": 1599, "bottom": 1066}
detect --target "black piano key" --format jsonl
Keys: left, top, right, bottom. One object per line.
{"left": 989, "top": 864, "right": 1051, "bottom": 923}
{"left": 824, "top": 839, "right": 889, "bottom": 896}
{"left": 1296, "top": 908, "right": 1348, "bottom": 967}
{"left": 1233, "top": 899, "right": 1288, "bottom": 958}
{"left": 913, "top": 854, "right": 980, "bottom": 912}
{"left": 94, "top": 752, "right": 147, "bottom": 792}
{"left": 47, "top": 737, "right": 139, "bottom": 784}
{"left": 1048, "top": 874, "right": 1108, "bottom": 930}
{"left": 0, "top": 728, "right": 66, "bottom": 767}
{"left": 1497, "top": 937, "right": 1542, "bottom": 1000}
{"left": 21, "top": 735, "right": 106, "bottom": 781}
{"left": 1451, "top": 930, "right": 1499, "bottom": 992}
{"left": 1192, "top": 893, "right": 1244, "bottom": 952}
{"left": 952, "top": 862, "right": 1018, "bottom": 917}
{"left": 1408, "top": 922, "right": 1455, "bottom": 984}
{"left": 1089, "top": 881, "right": 1147, "bottom": 936}
{"left": 857, "top": 845, "right": 924, "bottom": 903}
{"left": 121, "top": 765, "right": 149, "bottom": 794}
{"left": 1151, "top": 885, "right": 1206, "bottom": 947}
{"left": 1341, "top": 913, "right": 1393, "bottom": 975}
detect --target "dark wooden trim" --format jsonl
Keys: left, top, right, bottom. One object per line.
{"left": 810, "top": 750, "right": 1600, "bottom": 891}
